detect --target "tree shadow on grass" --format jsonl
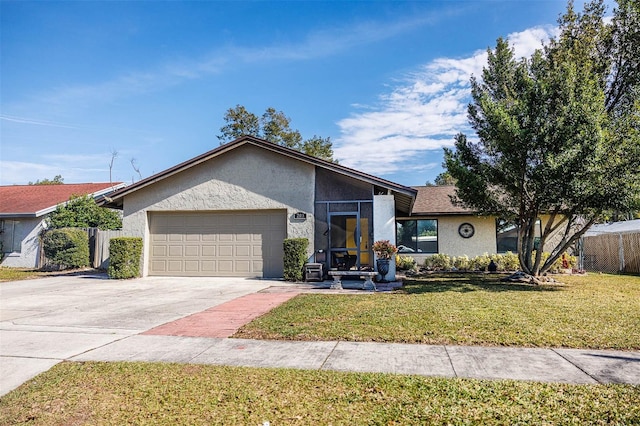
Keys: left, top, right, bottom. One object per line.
{"left": 401, "top": 273, "right": 565, "bottom": 294}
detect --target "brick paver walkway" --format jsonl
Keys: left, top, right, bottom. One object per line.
{"left": 142, "top": 292, "right": 300, "bottom": 338}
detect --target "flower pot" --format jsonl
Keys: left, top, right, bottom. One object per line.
{"left": 376, "top": 259, "right": 390, "bottom": 283}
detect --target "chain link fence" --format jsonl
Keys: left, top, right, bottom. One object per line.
{"left": 580, "top": 232, "right": 640, "bottom": 274}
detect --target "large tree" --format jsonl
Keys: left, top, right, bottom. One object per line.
{"left": 217, "top": 105, "right": 337, "bottom": 162}
{"left": 444, "top": 0, "right": 640, "bottom": 276}
{"left": 47, "top": 195, "right": 122, "bottom": 230}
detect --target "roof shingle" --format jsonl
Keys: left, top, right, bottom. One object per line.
{"left": 0, "top": 183, "right": 123, "bottom": 216}
{"left": 411, "top": 185, "right": 474, "bottom": 215}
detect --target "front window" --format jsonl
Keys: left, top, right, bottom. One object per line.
{"left": 396, "top": 219, "right": 438, "bottom": 254}
{"left": 0, "top": 220, "right": 21, "bottom": 253}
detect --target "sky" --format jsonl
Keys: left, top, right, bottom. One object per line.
{"left": 0, "top": 0, "right": 610, "bottom": 188}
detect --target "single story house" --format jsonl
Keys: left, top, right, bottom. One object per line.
{"left": 99, "top": 136, "right": 569, "bottom": 279}
{"left": 101, "top": 136, "right": 416, "bottom": 279}
{"left": 0, "top": 182, "right": 125, "bottom": 268}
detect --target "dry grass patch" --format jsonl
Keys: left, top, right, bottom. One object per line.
{"left": 0, "top": 267, "right": 46, "bottom": 282}
{"left": 236, "top": 273, "right": 640, "bottom": 349}
{"left": 1, "top": 362, "right": 638, "bottom": 425}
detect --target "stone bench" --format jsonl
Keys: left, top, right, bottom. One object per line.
{"left": 327, "top": 270, "right": 377, "bottom": 291}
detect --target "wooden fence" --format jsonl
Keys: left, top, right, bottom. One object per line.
{"left": 581, "top": 232, "right": 640, "bottom": 274}
{"left": 87, "top": 228, "right": 126, "bottom": 269}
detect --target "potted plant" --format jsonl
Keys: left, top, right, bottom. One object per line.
{"left": 372, "top": 240, "right": 397, "bottom": 282}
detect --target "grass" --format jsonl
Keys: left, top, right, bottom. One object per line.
{"left": 0, "top": 267, "right": 46, "bottom": 282}
{"left": 235, "top": 273, "right": 640, "bottom": 349}
{"left": 1, "top": 362, "right": 638, "bottom": 425}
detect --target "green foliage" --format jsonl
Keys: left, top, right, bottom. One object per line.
{"left": 496, "top": 251, "right": 520, "bottom": 271}
{"left": 107, "top": 237, "right": 143, "bottom": 279}
{"left": 453, "top": 255, "right": 471, "bottom": 271}
{"left": 217, "top": 105, "right": 337, "bottom": 162}
{"left": 395, "top": 255, "right": 417, "bottom": 271}
{"left": 424, "top": 251, "right": 572, "bottom": 272}
{"left": 444, "top": 1, "right": 640, "bottom": 276}
{"left": 426, "top": 171, "right": 457, "bottom": 186}
{"left": 47, "top": 194, "right": 122, "bottom": 230}
{"left": 283, "top": 238, "right": 309, "bottom": 281}
{"left": 42, "top": 228, "right": 89, "bottom": 270}
{"left": 424, "top": 253, "right": 452, "bottom": 270}
{"left": 28, "top": 174, "right": 64, "bottom": 185}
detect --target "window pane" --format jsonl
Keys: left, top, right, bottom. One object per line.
{"left": 396, "top": 220, "right": 417, "bottom": 253}
{"left": 496, "top": 219, "right": 542, "bottom": 253}
{"left": 496, "top": 219, "right": 518, "bottom": 253}
{"left": 417, "top": 219, "right": 438, "bottom": 253}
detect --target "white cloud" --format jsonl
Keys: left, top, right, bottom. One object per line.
{"left": 0, "top": 155, "right": 117, "bottom": 186}
{"left": 334, "top": 26, "right": 556, "bottom": 177}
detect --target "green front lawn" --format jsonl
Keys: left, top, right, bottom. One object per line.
{"left": 1, "top": 362, "right": 638, "bottom": 425}
{"left": 236, "top": 273, "right": 640, "bottom": 349}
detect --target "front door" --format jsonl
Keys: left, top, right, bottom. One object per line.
{"left": 329, "top": 213, "right": 370, "bottom": 270}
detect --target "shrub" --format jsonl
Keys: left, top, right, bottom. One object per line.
{"left": 453, "top": 255, "right": 471, "bottom": 271}
{"left": 469, "top": 253, "right": 491, "bottom": 271}
{"left": 425, "top": 253, "right": 452, "bottom": 270}
{"left": 108, "top": 237, "right": 143, "bottom": 279}
{"left": 496, "top": 251, "right": 520, "bottom": 271}
{"left": 283, "top": 238, "right": 309, "bottom": 281}
{"left": 42, "top": 228, "right": 89, "bottom": 270}
{"left": 395, "top": 255, "right": 417, "bottom": 271}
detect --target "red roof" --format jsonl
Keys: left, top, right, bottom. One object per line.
{"left": 0, "top": 183, "right": 124, "bottom": 217}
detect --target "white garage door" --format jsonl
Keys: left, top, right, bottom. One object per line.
{"left": 149, "top": 210, "right": 286, "bottom": 277}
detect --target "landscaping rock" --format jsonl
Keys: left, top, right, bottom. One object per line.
{"left": 500, "top": 271, "right": 564, "bottom": 285}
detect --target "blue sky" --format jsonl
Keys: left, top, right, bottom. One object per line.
{"left": 0, "top": 0, "right": 607, "bottom": 187}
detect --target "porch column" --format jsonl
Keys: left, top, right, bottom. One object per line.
{"left": 373, "top": 195, "right": 396, "bottom": 281}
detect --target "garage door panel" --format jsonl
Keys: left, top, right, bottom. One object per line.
{"left": 167, "top": 260, "right": 183, "bottom": 272}
{"left": 184, "top": 261, "right": 200, "bottom": 272}
{"left": 201, "top": 246, "right": 216, "bottom": 256}
{"left": 152, "top": 246, "right": 167, "bottom": 256}
{"left": 185, "top": 246, "right": 199, "bottom": 256}
{"left": 235, "top": 245, "right": 250, "bottom": 257}
{"left": 218, "top": 245, "right": 233, "bottom": 256}
{"left": 168, "top": 246, "right": 183, "bottom": 256}
{"left": 149, "top": 210, "right": 285, "bottom": 277}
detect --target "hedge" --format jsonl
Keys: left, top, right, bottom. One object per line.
{"left": 42, "top": 228, "right": 89, "bottom": 270}
{"left": 108, "top": 237, "right": 143, "bottom": 279}
{"left": 283, "top": 238, "right": 309, "bottom": 281}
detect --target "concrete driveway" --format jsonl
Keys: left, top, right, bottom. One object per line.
{"left": 0, "top": 272, "right": 278, "bottom": 396}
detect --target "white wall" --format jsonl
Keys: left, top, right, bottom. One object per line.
{"left": 373, "top": 195, "right": 396, "bottom": 280}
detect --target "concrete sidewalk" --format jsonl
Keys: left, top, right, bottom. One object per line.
{"left": 2, "top": 273, "right": 639, "bottom": 397}
{"left": 70, "top": 335, "right": 640, "bottom": 385}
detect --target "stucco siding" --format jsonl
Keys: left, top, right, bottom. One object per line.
{"left": 0, "top": 217, "right": 44, "bottom": 268}
{"left": 438, "top": 216, "right": 496, "bottom": 257}
{"left": 405, "top": 215, "right": 497, "bottom": 264}
{"left": 120, "top": 144, "right": 316, "bottom": 276}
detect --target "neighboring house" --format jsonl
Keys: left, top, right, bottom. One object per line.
{"left": 0, "top": 183, "right": 125, "bottom": 268}
{"left": 101, "top": 136, "right": 416, "bottom": 279}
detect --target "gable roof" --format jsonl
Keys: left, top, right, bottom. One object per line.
{"left": 99, "top": 136, "right": 417, "bottom": 214}
{"left": 0, "top": 182, "right": 125, "bottom": 218}
{"left": 410, "top": 185, "right": 475, "bottom": 216}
